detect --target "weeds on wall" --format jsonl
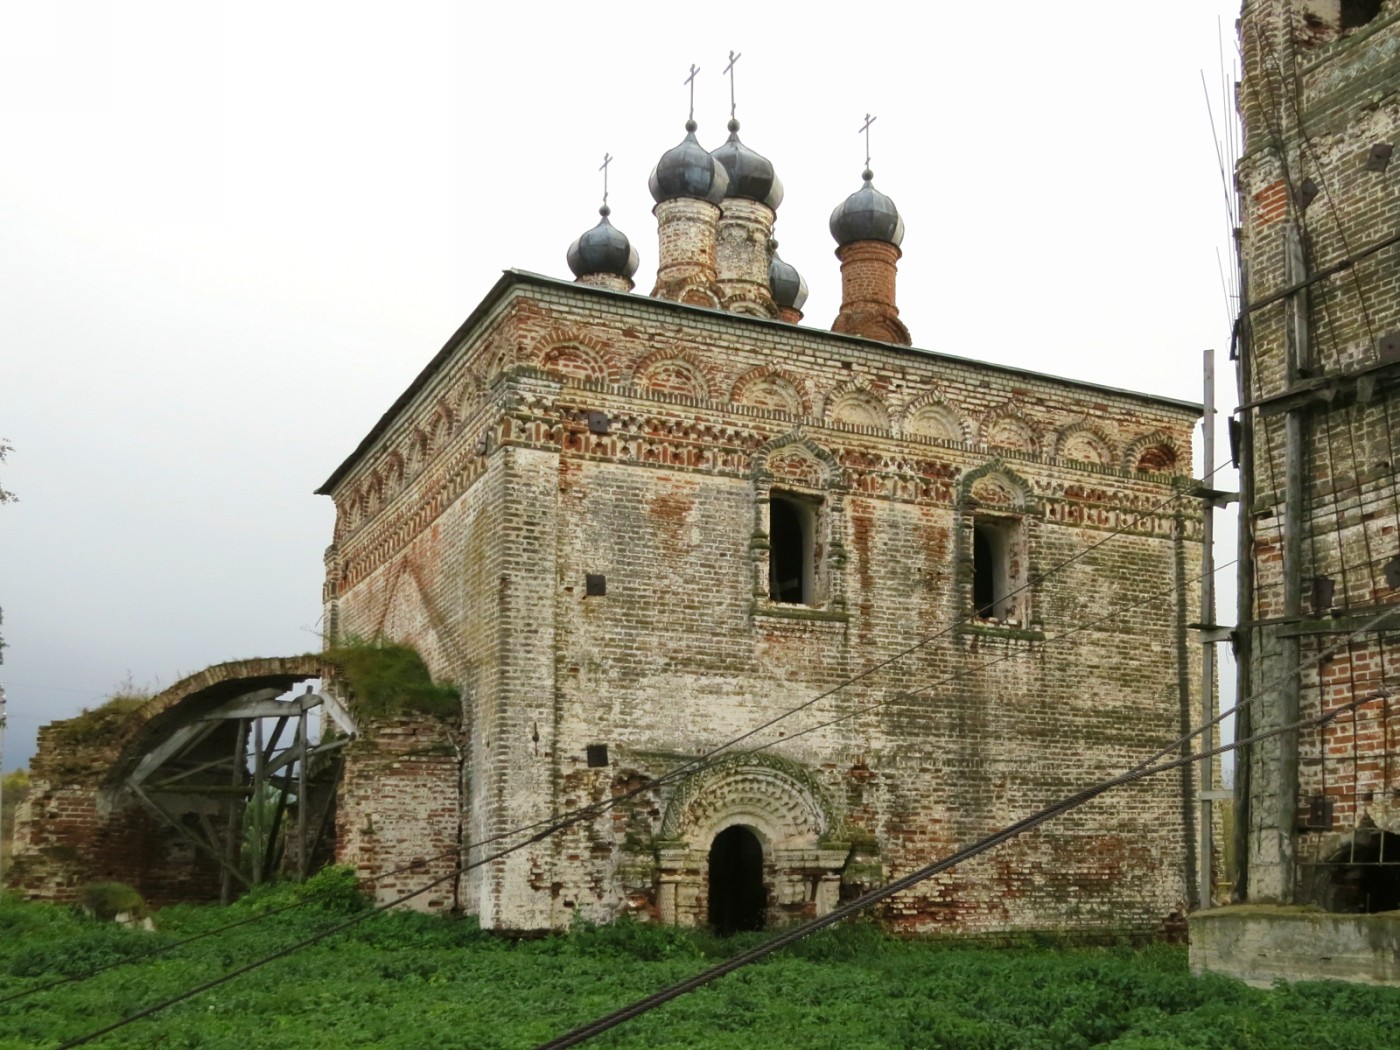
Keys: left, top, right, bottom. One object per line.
{"left": 44, "top": 695, "right": 149, "bottom": 750}
{"left": 322, "top": 639, "right": 460, "bottom": 722}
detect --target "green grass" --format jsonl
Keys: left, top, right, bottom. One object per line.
{"left": 3, "top": 880, "right": 1399, "bottom": 1049}
{"left": 322, "top": 638, "right": 460, "bottom": 721}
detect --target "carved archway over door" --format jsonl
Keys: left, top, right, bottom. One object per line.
{"left": 655, "top": 754, "right": 849, "bottom": 928}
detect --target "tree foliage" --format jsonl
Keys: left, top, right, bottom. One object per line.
{"left": 0, "top": 438, "right": 14, "bottom": 507}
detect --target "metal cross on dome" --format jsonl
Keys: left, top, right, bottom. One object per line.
{"left": 599, "top": 152, "right": 612, "bottom": 207}
{"left": 859, "top": 113, "right": 877, "bottom": 171}
{"left": 684, "top": 63, "right": 700, "bottom": 123}
{"left": 724, "top": 50, "right": 742, "bottom": 119}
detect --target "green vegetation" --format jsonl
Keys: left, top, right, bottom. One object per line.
{"left": 3, "top": 884, "right": 1399, "bottom": 1049}
{"left": 45, "top": 695, "right": 150, "bottom": 750}
{"left": 75, "top": 883, "right": 147, "bottom": 922}
{"left": 323, "top": 638, "right": 460, "bottom": 722}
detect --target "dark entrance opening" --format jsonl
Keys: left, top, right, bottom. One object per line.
{"left": 1312, "top": 831, "right": 1400, "bottom": 913}
{"left": 708, "top": 825, "right": 766, "bottom": 935}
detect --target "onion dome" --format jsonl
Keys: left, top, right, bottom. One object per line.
{"left": 567, "top": 205, "right": 639, "bottom": 280}
{"left": 710, "top": 119, "right": 783, "bottom": 209}
{"left": 649, "top": 120, "right": 730, "bottom": 205}
{"left": 768, "top": 240, "right": 808, "bottom": 311}
{"left": 829, "top": 169, "right": 905, "bottom": 247}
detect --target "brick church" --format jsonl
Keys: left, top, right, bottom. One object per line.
{"left": 315, "top": 106, "right": 1204, "bottom": 935}
{"left": 11, "top": 90, "right": 1206, "bottom": 936}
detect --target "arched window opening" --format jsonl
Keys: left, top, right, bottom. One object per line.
{"left": 1341, "top": 0, "right": 1383, "bottom": 29}
{"left": 708, "top": 825, "right": 766, "bottom": 935}
{"left": 973, "top": 526, "right": 998, "bottom": 617}
{"left": 769, "top": 493, "right": 817, "bottom": 605}
{"left": 973, "top": 518, "right": 1026, "bottom": 624}
{"left": 1310, "top": 830, "right": 1400, "bottom": 913}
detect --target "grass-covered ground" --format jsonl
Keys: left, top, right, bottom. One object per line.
{"left": 4, "top": 872, "right": 1399, "bottom": 1050}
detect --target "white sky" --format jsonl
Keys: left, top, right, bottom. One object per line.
{"left": 0, "top": 0, "right": 1244, "bottom": 771}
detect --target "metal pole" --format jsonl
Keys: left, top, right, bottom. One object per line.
{"left": 1277, "top": 225, "right": 1310, "bottom": 902}
{"left": 1200, "top": 349, "right": 1218, "bottom": 908}
{"left": 297, "top": 707, "right": 308, "bottom": 880}
{"left": 252, "top": 718, "right": 265, "bottom": 885}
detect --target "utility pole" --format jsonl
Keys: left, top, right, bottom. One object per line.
{"left": 1197, "top": 348, "right": 1238, "bottom": 907}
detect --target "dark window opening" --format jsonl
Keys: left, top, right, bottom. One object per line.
{"left": 1310, "top": 831, "right": 1400, "bottom": 913}
{"left": 585, "top": 744, "right": 608, "bottom": 768}
{"left": 973, "top": 526, "right": 997, "bottom": 617}
{"left": 1342, "top": 0, "right": 1383, "bottom": 29}
{"left": 973, "top": 520, "right": 1018, "bottom": 622}
{"left": 769, "top": 494, "right": 815, "bottom": 604}
{"left": 708, "top": 825, "right": 766, "bottom": 935}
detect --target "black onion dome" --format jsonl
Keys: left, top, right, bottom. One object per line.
{"left": 710, "top": 119, "right": 783, "bottom": 209}
{"left": 648, "top": 120, "right": 730, "bottom": 205}
{"left": 567, "top": 206, "right": 639, "bottom": 279}
{"left": 829, "top": 170, "right": 905, "bottom": 247}
{"left": 768, "top": 241, "right": 808, "bottom": 311}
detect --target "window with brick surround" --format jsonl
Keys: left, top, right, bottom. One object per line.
{"left": 972, "top": 516, "right": 1029, "bottom": 625}
{"left": 769, "top": 492, "right": 820, "bottom": 605}
{"left": 1341, "top": 0, "right": 1383, "bottom": 29}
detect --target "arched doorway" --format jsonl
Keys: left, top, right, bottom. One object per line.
{"left": 708, "top": 825, "right": 766, "bottom": 935}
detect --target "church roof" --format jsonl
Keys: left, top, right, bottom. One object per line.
{"left": 316, "top": 270, "right": 1201, "bottom": 495}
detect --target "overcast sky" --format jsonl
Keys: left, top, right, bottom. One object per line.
{"left": 0, "top": 0, "right": 1244, "bottom": 772}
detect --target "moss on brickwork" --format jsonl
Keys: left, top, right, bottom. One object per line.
{"left": 323, "top": 639, "right": 461, "bottom": 722}
{"left": 45, "top": 695, "right": 149, "bottom": 750}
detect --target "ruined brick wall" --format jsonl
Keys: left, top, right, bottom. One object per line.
{"left": 9, "top": 658, "right": 324, "bottom": 906}
{"left": 1236, "top": 0, "right": 1400, "bottom": 903}
{"left": 327, "top": 272, "right": 1202, "bottom": 934}
{"left": 335, "top": 718, "right": 460, "bottom": 911}
{"left": 9, "top": 724, "right": 222, "bottom": 906}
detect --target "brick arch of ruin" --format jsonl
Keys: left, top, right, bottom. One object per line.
{"left": 102, "top": 655, "right": 327, "bottom": 786}
{"left": 9, "top": 655, "right": 336, "bottom": 908}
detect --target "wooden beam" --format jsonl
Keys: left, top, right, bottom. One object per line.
{"left": 130, "top": 783, "right": 249, "bottom": 889}
{"left": 129, "top": 720, "right": 221, "bottom": 786}
{"left": 196, "top": 689, "right": 312, "bottom": 722}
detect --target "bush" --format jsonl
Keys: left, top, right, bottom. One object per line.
{"left": 76, "top": 882, "right": 147, "bottom": 922}
{"left": 236, "top": 865, "right": 370, "bottom": 916}
{"left": 322, "top": 639, "right": 460, "bottom": 721}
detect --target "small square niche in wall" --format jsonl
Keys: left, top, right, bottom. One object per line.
{"left": 585, "top": 573, "right": 607, "bottom": 597}
{"left": 586, "top": 744, "right": 609, "bottom": 768}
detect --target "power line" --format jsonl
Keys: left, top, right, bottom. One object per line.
{"left": 453, "top": 458, "right": 1237, "bottom": 862}
{"left": 16, "top": 461, "right": 1230, "bottom": 1020}
{"left": 49, "top": 865, "right": 460, "bottom": 1050}
{"left": 8, "top": 546, "right": 1241, "bottom": 1012}
{"left": 39, "top": 553, "right": 1270, "bottom": 1050}
{"left": 0, "top": 847, "right": 450, "bottom": 1006}
{"left": 534, "top": 608, "right": 1400, "bottom": 1050}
